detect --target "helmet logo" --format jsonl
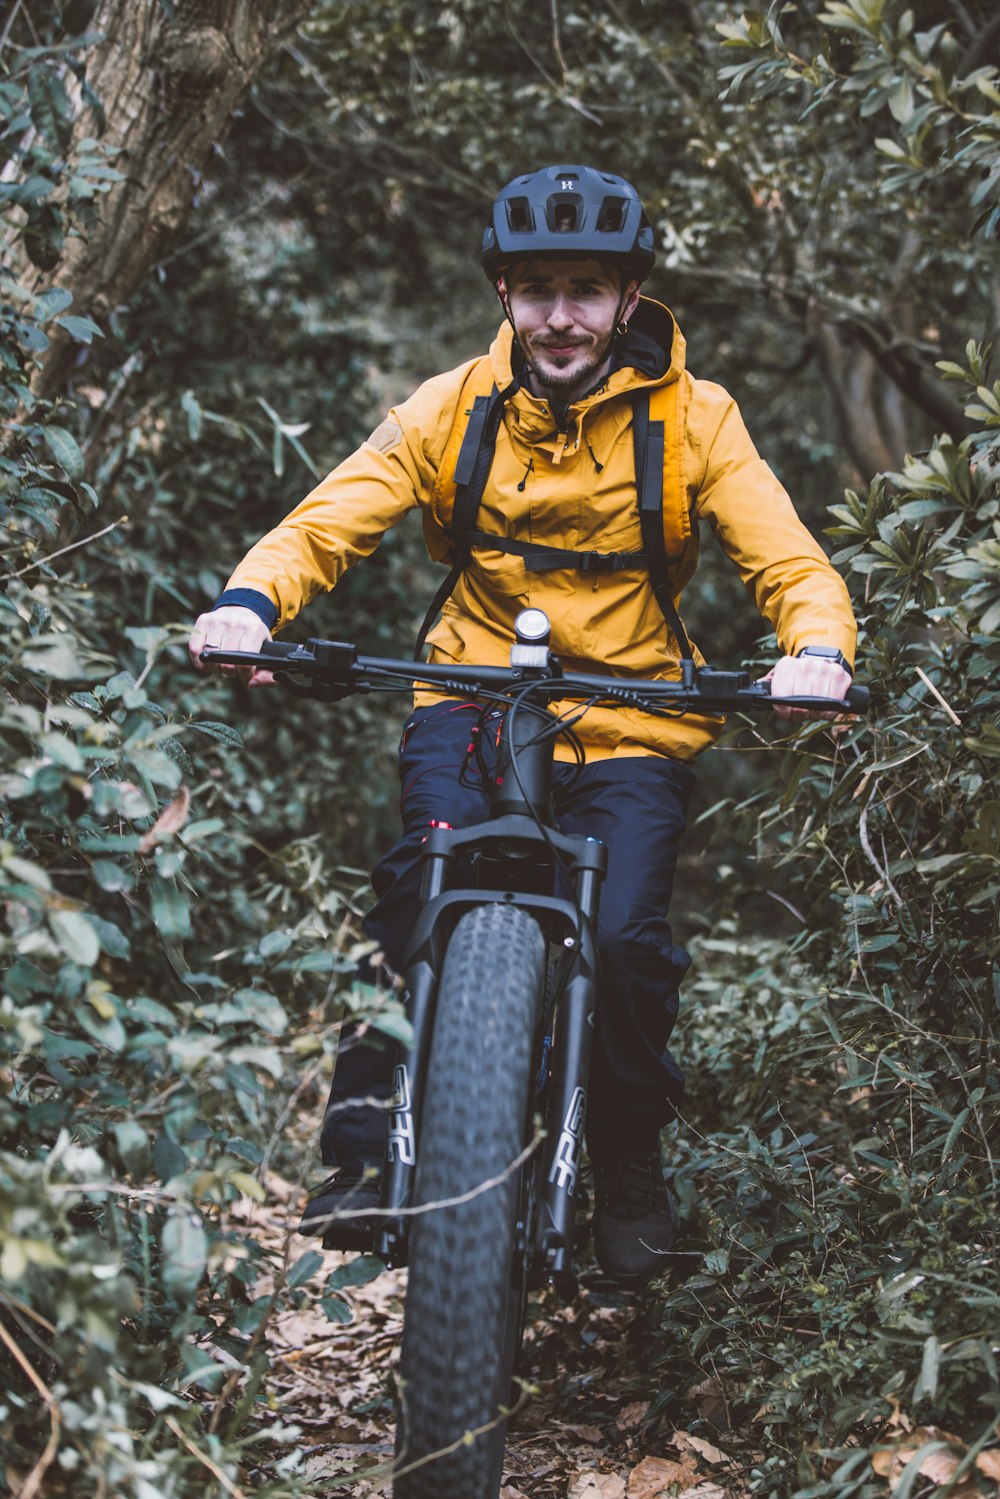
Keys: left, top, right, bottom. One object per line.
{"left": 560, "top": 179, "right": 574, "bottom": 191}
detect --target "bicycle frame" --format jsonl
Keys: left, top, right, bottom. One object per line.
{"left": 199, "top": 617, "right": 868, "bottom": 1286}
{"left": 375, "top": 686, "right": 608, "bottom": 1284}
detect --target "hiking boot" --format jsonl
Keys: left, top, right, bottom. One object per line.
{"left": 591, "top": 1151, "right": 679, "bottom": 1284}
{"left": 297, "top": 1166, "right": 381, "bottom": 1251}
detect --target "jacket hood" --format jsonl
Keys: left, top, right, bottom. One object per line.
{"left": 489, "top": 294, "right": 686, "bottom": 401}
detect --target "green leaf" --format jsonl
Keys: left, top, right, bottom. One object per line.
{"left": 189, "top": 720, "right": 243, "bottom": 747}
{"left": 33, "top": 287, "right": 73, "bottom": 319}
{"left": 49, "top": 908, "right": 99, "bottom": 966}
{"left": 113, "top": 1121, "right": 150, "bottom": 1178}
{"left": 21, "top": 636, "right": 84, "bottom": 679}
{"left": 180, "top": 389, "right": 202, "bottom": 442}
{"left": 917, "top": 1337, "right": 941, "bottom": 1403}
{"left": 325, "top": 1256, "right": 385, "bottom": 1292}
{"left": 259, "top": 929, "right": 293, "bottom": 958}
{"left": 54, "top": 314, "right": 103, "bottom": 343}
{"left": 41, "top": 425, "right": 84, "bottom": 480}
{"left": 320, "top": 1296, "right": 353, "bottom": 1324}
{"left": 161, "top": 1210, "right": 208, "bottom": 1303}
{"left": 153, "top": 1132, "right": 186, "bottom": 1184}
{"left": 150, "top": 877, "right": 191, "bottom": 940}
{"left": 858, "top": 933, "right": 900, "bottom": 952}
{"left": 368, "top": 1007, "right": 413, "bottom": 1046}
{"left": 287, "top": 1249, "right": 325, "bottom": 1289}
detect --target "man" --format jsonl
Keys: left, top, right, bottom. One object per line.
{"left": 189, "top": 165, "right": 856, "bottom": 1283}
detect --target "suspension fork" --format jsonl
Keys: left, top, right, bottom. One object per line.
{"left": 374, "top": 836, "right": 453, "bottom": 1266}
{"left": 537, "top": 840, "right": 607, "bottom": 1281}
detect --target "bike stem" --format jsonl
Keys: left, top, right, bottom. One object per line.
{"left": 491, "top": 697, "right": 555, "bottom": 820}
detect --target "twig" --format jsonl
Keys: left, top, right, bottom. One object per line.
{"left": 859, "top": 779, "right": 904, "bottom": 908}
{"left": 501, "top": 2, "right": 603, "bottom": 123}
{"left": 0, "top": 1319, "right": 61, "bottom": 1499}
{"left": 164, "top": 1415, "right": 246, "bottom": 1498}
{"left": 257, "top": 1056, "right": 328, "bottom": 1179}
{"left": 299, "top": 1130, "right": 544, "bottom": 1233}
{"left": 549, "top": 0, "right": 569, "bottom": 88}
{"left": 765, "top": 888, "right": 807, "bottom": 923}
{"left": 0, "top": 0, "right": 24, "bottom": 55}
{"left": 360, "top": 1375, "right": 533, "bottom": 1490}
{"left": 913, "top": 666, "right": 962, "bottom": 726}
{"left": 80, "top": 354, "right": 143, "bottom": 464}
{"left": 0, "top": 515, "right": 129, "bottom": 583}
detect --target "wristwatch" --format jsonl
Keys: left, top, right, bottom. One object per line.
{"left": 796, "top": 645, "right": 853, "bottom": 676}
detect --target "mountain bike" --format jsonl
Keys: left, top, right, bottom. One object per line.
{"left": 202, "top": 611, "right": 867, "bottom": 1499}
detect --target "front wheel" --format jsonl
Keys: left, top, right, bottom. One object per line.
{"left": 394, "top": 902, "right": 547, "bottom": 1499}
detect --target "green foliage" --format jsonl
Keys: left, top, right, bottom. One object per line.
{"left": 658, "top": 308, "right": 1000, "bottom": 1499}
{"left": 2, "top": 0, "right": 999, "bottom": 1492}
{"left": 0, "top": 14, "right": 401, "bottom": 1496}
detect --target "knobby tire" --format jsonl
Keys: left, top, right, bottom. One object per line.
{"left": 394, "top": 902, "right": 547, "bottom": 1499}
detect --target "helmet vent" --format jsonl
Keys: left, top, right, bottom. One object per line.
{"left": 506, "top": 197, "right": 535, "bottom": 233}
{"left": 545, "top": 192, "right": 584, "bottom": 232}
{"left": 596, "top": 196, "right": 627, "bottom": 232}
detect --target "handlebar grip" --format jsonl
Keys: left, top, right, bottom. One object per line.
{"left": 259, "top": 640, "right": 300, "bottom": 659}
{"left": 845, "top": 683, "right": 869, "bottom": 712}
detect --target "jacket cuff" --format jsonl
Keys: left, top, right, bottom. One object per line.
{"left": 212, "top": 588, "right": 279, "bottom": 631}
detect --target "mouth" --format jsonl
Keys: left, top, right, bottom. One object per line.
{"left": 536, "top": 341, "right": 587, "bottom": 358}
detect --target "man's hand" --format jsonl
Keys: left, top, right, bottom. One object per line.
{"left": 762, "top": 653, "right": 853, "bottom": 721}
{"left": 188, "top": 606, "right": 276, "bottom": 687}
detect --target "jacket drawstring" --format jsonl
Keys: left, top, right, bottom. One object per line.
{"left": 517, "top": 456, "right": 534, "bottom": 492}
{"left": 586, "top": 440, "right": 604, "bottom": 473}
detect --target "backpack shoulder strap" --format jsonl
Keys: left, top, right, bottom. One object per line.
{"left": 633, "top": 383, "right": 694, "bottom": 664}
{"left": 416, "top": 369, "right": 521, "bottom": 656}
{"left": 430, "top": 356, "right": 498, "bottom": 520}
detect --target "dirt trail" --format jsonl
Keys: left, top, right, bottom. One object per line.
{"left": 243, "top": 1173, "right": 749, "bottom": 1498}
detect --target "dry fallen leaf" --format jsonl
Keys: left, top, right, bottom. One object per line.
{"left": 567, "top": 1474, "right": 627, "bottom": 1499}
{"left": 500, "top": 1486, "right": 531, "bottom": 1498}
{"left": 976, "top": 1449, "right": 1000, "bottom": 1482}
{"left": 870, "top": 1429, "right": 969, "bottom": 1491}
{"left": 560, "top": 1423, "right": 604, "bottom": 1444}
{"left": 672, "top": 1431, "right": 727, "bottom": 1466}
{"left": 628, "top": 1456, "right": 701, "bottom": 1497}
{"left": 684, "top": 1485, "right": 728, "bottom": 1499}
{"left": 618, "top": 1402, "right": 650, "bottom": 1432}
{"left": 685, "top": 1376, "right": 735, "bottom": 1430}
{"left": 139, "top": 786, "right": 190, "bottom": 851}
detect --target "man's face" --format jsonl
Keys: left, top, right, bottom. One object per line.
{"left": 502, "top": 258, "right": 637, "bottom": 394}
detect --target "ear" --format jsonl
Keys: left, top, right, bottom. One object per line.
{"left": 495, "top": 273, "right": 511, "bottom": 317}
{"left": 622, "top": 279, "right": 641, "bottom": 321}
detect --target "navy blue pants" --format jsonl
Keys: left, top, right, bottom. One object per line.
{"left": 321, "top": 701, "right": 695, "bottom": 1167}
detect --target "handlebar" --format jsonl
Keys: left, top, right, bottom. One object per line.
{"left": 200, "top": 636, "right": 869, "bottom": 716}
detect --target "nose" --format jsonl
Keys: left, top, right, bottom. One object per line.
{"left": 546, "top": 294, "right": 575, "bottom": 331}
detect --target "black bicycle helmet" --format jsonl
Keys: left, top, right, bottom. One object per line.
{"left": 481, "top": 164, "right": 655, "bottom": 283}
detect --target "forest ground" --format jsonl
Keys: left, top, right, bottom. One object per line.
{"left": 240, "top": 1096, "right": 751, "bottom": 1499}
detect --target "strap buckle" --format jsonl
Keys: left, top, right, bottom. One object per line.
{"left": 578, "top": 549, "right": 624, "bottom": 573}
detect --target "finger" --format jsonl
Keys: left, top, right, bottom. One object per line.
{"left": 188, "top": 618, "right": 209, "bottom": 669}
{"left": 249, "top": 669, "right": 277, "bottom": 688}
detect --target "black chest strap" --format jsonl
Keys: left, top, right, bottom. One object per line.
{"left": 414, "top": 383, "right": 693, "bottom": 664}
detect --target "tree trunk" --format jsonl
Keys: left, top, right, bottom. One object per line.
{"left": 35, "top": 0, "right": 313, "bottom": 401}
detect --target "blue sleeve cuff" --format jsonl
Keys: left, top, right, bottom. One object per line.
{"left": 212, "top": 589, "right": 279, "bottom": 631}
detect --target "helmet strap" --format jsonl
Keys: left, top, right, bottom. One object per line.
{"left": 495, "top": 273, "right": 537, "bottom": 375}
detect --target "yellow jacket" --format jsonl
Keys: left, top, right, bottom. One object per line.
{"left": 223, "top": 298, "right": 856, "bottom": 761}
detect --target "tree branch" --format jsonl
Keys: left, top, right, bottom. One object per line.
{"left": 0, "top": 1319, "right": 61, "bottom": 1499}
{"left": 670, "top": 264, "right": 971, "bottom": 438}
{"left": 957, "top": 12, "right": 1000, "bottom": 77}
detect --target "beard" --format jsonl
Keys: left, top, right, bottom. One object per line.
{"left": 525, "top": 331, "right": 614, "bottom": 391}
